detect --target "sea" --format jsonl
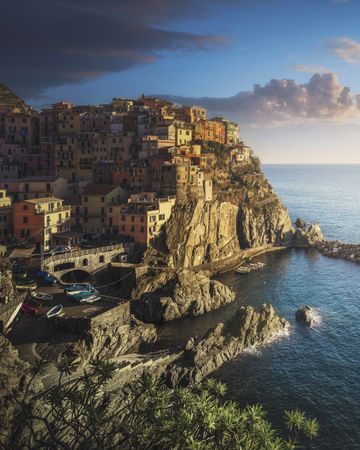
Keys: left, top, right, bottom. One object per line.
{"left": 157, "top": 165, "right": 360, "bottom": 450}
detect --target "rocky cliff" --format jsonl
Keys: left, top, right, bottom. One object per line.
{"left": 166, "top": 304, "right": 290, "bottom": 386}
{"left": 132, "top": 269, "right": 235, "bottom": 322}
{"left": 145, "top": 156, "right": 293, "bottom": 270}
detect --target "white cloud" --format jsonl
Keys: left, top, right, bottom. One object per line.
{"left": 290, "top": 64, "right": 331, "bottom": 74}
{"left": 161, "top": 73, "right": 360, "bottom": 127}
{"left": 326, "top": 37, "right": 360, "bottom": 63}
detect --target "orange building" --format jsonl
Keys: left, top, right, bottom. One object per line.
{"left": 13, "top": 197, "right": 71, "bottom": 250}
{"left": 106, "top": 194, "right": 176, "bottom": 245}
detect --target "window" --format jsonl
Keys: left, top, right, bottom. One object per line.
{"left": 131, "top": 225, "right": 135, "bottom": 232}
{"left": 99, "top": 255, "right": 105, "bottom": 263}
{"left": 109, "top": 207, "right": 113, "bottom": 213}
{"left": 159, "top": 214, "right": 165, "bottom": 221}
{"left": 82, "top": 258, "right": 88, "bottom": 266}
{"left": 122, "top": 225, "right": 125, "bottom": 231}
{"left": 121, "top": 215, "right": 125, "bottom": 221}
{"left": 131, "top": 216, "right": 134, "bottom": 222}
{"left": 84, "top": 196, "right": 88, "bottom": 203}
{"left": 23, "top": 204, "right": 28, "bottom": 211}
{"left": 140, "top": 226, "right": 144, "bottom": 232}
{"left": 101, "top": 196, "right": 105, "bottom": 203}
{"left": 22, "top": 216, "right": 28, "bottom": 223}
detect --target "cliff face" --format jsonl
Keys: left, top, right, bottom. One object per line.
{"left": 157, "top": 200, "right": 240, "bottom": 269}
{"left": 145, "top": 156, "right": 293, "bottom": 270}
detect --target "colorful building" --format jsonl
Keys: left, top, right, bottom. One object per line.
{"left": 13, "top": 197, "right": 71, "bottom": 250}
{"left": 106, "top": 194, "right": 176, "bottom": 245}
{"left": 0, "top": 190, "right": 12, "bottom": 243}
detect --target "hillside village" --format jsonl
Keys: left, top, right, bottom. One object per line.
{"left": 0, "top": 84, "right": 251, "bottom": 252}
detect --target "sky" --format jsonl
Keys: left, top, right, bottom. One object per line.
{"left": 2, "top": 0, "right": 360, "bottom": 163}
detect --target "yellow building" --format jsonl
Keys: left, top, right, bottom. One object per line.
{"left": 174, "top": 121, "right": 193, "bottom": 146}
{"left": 80, "top": 185, "right": 128, "bottom": 235}
{"left": 0, "top": 190, "right": 12, "bottom": 243}
{"left": 13, "top": 197, "right": 71, "bottom": 250}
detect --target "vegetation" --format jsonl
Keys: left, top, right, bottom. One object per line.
{"left": 3, "top": 358, "right": 319, "bottom": 449}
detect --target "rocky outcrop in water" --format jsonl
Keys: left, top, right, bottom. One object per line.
{"left": 295, "top": 306, "right": 314, "bottom": 326}
{"left": 316, "top": 240, "right": 360, "bottom": 264}
{"left": 166, "top": 304, "right": 290, "bottom": 386}
{"left": 132, "top": 269, "right": 235, "bottom": 322}
{"left": 292, "top": 220, "right": 324, "bottom": 247}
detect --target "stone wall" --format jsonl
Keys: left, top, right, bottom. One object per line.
{"left": 53, "top": 302, "right": 130, "bottom": 335}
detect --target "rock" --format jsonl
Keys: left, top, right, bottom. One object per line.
{"left": 295, "top": 218, "right": 307, "bottom": 229}
{"left": 0, "top": 335, "right": 42, "bottom": 444}
{"left": 143, "top": 158, "right": 293, "bottom": 270}
{"left": 166, "top": 304, "right": 290, "bottom": 386}
{"left": 293, "top": 222, "right": 324, "bottom": 247}
{"left": 132, "top": 269, "right": 235, "bottom": 323}
{"left": 295, "top": 306, "right": 314, "bottom": 326}
{"left": 69, "top": 315, "right": 157, "bottom": 363}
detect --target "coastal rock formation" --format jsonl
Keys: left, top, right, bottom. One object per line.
{"left": 316, "top": 240, "right": 360, "bottom": 264}
{"left": 132, "top": 269, "right": 235, "bottom": 322}
{"left": 68, "top": 316, "right": 157, "bottom": 363}
{"left": 0, "top": 335, "right": 43, "bottom": 443}
{"left": 144, "top": 157, "right": 293, "bottom": 271}
{"left": 293, "top": 220, "right": 324, "bottom": 247}
{"left": 167, "top": 304, "right": 290, "bottom": 385}
{"left": 295, "top": 306, "right": 314, "bottom": 326}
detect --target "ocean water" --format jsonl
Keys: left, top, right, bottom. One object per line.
{"left": 157, "top": 165, "right": 360, "bottom": 449}
{"left": 263, "top": 164, "right": 360, "bottom": 243}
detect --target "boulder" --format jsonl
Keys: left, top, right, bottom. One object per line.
{"left": 295, "top": 306, "right": 314, "bottom": 326}
{"left": 133, "top": 269, "right": 235, "bottom": 323}
{"left": 293, "top": 222, "right": 324, "bottom": 247}
{"left": 166, "top": 304, "right": 290, "bottom": 386}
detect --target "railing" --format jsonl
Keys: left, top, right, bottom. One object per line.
{"left": 44, "top": 242, "right": 133, "bottom": 264}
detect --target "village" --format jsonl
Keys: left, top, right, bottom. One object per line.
{"left": 0, "top": 86, "right": 251, "bottom": 254}
{"left": 0, "top": 84, "right": 254, "bottom": 333}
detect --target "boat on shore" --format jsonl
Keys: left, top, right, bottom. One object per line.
{"left": 68, "top": 289, "right": 99, "bottom": 300}
{"left": 79, "top": 295, "right": 101, "bottom": 304}
{"left": 31, "top": 292, "right": 53, "bottom": 302}
{"left": 64, "top": 283, "right": 95, "bottom": 295}
{"left": 236, "top": 261, "right": 266, "bottom": 274}
{"left": 46, "top": 304, "right": 63, "bottom": 318}
{"left": 15, "top": 278, "right": 37, "bottom": 290}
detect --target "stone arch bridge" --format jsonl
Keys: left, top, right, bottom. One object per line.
{"left": 43, "top": 243, "right": 134, "bottom": 279}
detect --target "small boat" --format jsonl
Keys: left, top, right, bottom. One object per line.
{"left": 15, "top": 279, "right": 37, "bottom": 290}
{"left": 31, "top": 292, "right": 53, "bottom": 302}
{"left": 64, "top": 283, "right": 95, "bottom": 295}
{"left": 37, "top": 270, "right": 49, "bottom": 278}
{"left": 21, "top": 302, "right": 39, "bottom": 315}
{"left": 80, "top": 295, "right": 101, "bottom": 304}
{"left": 44, "top": 273, "right": 58, "bottom": 285}
{"left": 46, "top": 304, "right": 63, "bottom": 318}
{"left": 68, "top": 289, "right": 98, "bottom": 300}
{"left": 235, "top": 266, "right": 251, "bottom": 274}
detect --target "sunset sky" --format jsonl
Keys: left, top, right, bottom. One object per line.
{"left": 2, "top": 0, "right": 360, "bottom": 163}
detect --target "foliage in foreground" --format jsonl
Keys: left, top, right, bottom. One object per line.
{"left": 4, "top": 358, "right": 318, "bottom": 449}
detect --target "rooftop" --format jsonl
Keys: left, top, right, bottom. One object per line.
{"left": 24, "top": 197, "right": 63, "bottom": 204}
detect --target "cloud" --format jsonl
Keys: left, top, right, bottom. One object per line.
{"left": 0, "top": 0, "right": 229, "bottom": 99}
{"left": 160, "top": 73, "right": 360, "bottom": 127}
{"left": 326, "top": 37, "right": 360, "bottom": 63}
{"left": 290, "top": 64, "right": 331, "bottom": 74}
